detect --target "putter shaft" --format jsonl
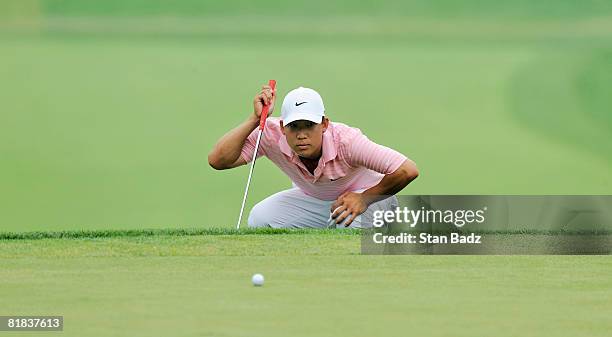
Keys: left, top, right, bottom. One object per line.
{"left": 236, "top": 129, "right": 263, "bottom": 229}
{"left": 236, "top": 79, "right": 276, "bottom": 229}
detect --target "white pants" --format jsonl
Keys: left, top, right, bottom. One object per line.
{"left": 247, "top": 188, "right": 398, "bottom": 229}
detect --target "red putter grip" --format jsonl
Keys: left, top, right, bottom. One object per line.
{"left": 259, "top": 79, "right": 276, "bottom": 130}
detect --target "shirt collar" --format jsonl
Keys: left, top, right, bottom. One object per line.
{"left": 320, "top": 128, "right": 337, "bottom": 163}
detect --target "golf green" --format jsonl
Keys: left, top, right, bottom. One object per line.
{"left": 1, "top": 230, "right": 611, "bottom": 337}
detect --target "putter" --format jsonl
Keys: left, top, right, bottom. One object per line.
{"left": 236, "top": 79, "right": 277, "bottom": 229}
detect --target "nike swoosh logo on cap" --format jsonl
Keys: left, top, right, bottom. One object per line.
{"left": 295, "top": 102, "right": 307, "bottom": 106}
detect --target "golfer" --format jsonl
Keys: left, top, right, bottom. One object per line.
{"left": 208, "top": 84, "right": 419, "bottom": 228}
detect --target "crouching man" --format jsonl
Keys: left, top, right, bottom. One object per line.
{"left": 208, "top": 84, "right": 418, "bottom": 228}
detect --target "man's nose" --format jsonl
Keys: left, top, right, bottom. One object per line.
{"left": 296, "top": 131, "right": 308, "bottom": 139}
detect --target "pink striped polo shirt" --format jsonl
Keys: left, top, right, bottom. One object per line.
{"left": 240, "top": 117, "right": 408, "bottom": 201}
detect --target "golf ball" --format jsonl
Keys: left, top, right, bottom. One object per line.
{"left": 252, "top": 273, "right": 264, "bottom": 286}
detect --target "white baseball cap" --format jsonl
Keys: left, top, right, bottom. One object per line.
{"left": 280, "top": 87, "right": 326, "bottom": 125}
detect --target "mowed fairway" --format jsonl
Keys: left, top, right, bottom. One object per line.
{"left": 1, "top": 2, "right": 612, "bottom": 336}
{"left": 1, "top": 230, "right": 612, "bottom": 337}
{"left": 1, "top": 1, "right": 612, "bottom": 231}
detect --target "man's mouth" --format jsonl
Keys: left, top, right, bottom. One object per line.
{"left": 296, "top": 144, "right": 310, "bottom": 150}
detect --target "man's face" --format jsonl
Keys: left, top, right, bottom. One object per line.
{"left": 281, "top": 118, "right": 329, "bottom": 160}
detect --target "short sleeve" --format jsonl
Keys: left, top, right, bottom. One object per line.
{"left": 346, "top": 132, "right": 407, "bottom": 174}
{"left": 240, "top": 129, "right": 266, "bottom": 163}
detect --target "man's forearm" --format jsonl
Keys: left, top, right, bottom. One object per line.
{"left": 361, "top": 159, "right": 419, "bottom": 205}
{"left": 208, "top": 115, "right": 259, "bottom": 169}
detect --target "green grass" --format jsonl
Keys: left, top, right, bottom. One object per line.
{"left": 1, "top": 232, "right": 611, "bottom": 337}
{"left": 0, "top": 230, "right": 361, "bottom": 257}
{"left": 0, "top": 3, "right": 611, "bottom": 336}
{"left": 1, "top": 31, "right": 611, "bottom": 231}
{"left": 0, "top": 227, "right": 360, "bottom": 240}
{"left": 29, "top": 0, "right": 612, "bottom": 19}
{"left": 2, "top": 227, "right": 610, "bottom": 241}
{"left": 510, "top": 49, "right": 612, "bottom": 163}
{"left": 1, "top": 2, "right": 611, "bottom": 231}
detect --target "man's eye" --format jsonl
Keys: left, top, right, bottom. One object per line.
{"left": 288, "top": 122, "right": 313, "bottom": 130}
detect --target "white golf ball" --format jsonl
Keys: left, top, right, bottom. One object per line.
{"left": 252, "top": 273, "right": 264, "bottom": 286}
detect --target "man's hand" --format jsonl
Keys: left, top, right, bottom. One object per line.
{"left": 330, "top": 192, "right": 368, "bottom": 227}
{"left": 253, "top": 84, "right": 276, "bottom": 119}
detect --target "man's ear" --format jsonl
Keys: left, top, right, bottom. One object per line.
{"left": 280, "top": 120, "right": 286, "bottom": 136}
{"left": 322, "top": 117, "right": 329, "bottom": 132}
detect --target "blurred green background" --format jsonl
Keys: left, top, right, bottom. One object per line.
{"left": 1, "top": 0, "right": 611, "bottom": 231}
